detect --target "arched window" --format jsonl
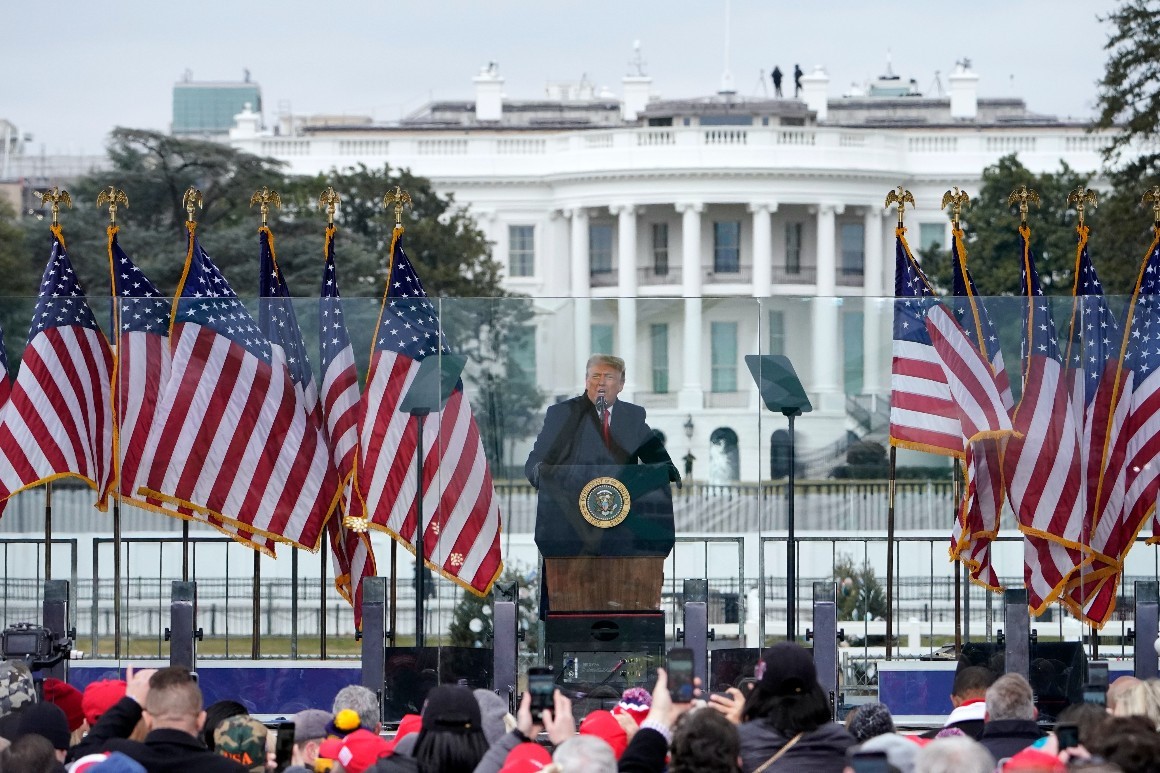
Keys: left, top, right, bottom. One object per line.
{"left": 708, "top": 427, "right": 740, "bottom": 483}
{"left": 770, "top": 429, "right": 791, "bottom": 479}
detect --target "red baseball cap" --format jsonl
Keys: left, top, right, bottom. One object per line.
{"left": 500, "top": 742, "right": 553, "bottom": 773}
{"left": 578, "top": 710, "right": 628, "bottom": 759}
{"left": 385, "top": 713, "right": 422, "bottom": 752}
{"left": 82, "top": 679, "right": 127, "bottom": 727}
{"left": 336, "top": 729, "right": 393, "bottom": 773}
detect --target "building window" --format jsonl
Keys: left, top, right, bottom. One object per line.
{"left": 508, "top": 325, "right": 536, "bottom": 386}
{"left": 919, "top": 223, "right": 946, "bottom": 254}
{"left": 590, "top": 224, "right": 613, "bottom": 274}
{"left": 843, "top": 311, "right": 863, "bottom": 394}
{"left": 508, "top": 225, "right": 534, "bottom": 277}
{"left": 713, "top": 221, "right": 741, "bottom": 273}
{"left": 711, "top": 322, "right": 738, "bottom": 392}
{"left": 652, "top": 223, "right": 669, "bottom": 275}
{"left": 649, "top": 324, "right": 669, "bottom": 393}
{"left": 840, "top": 223, "right": 864, "bottom": 277}
{"left": 591, "top": 324, "right": 614, "bottom": 355}
{"left": 768, "top": 310, "right": 785, "bottom": 355}
{"left": 785, "top": 222, "right": 803, "bottom": 274}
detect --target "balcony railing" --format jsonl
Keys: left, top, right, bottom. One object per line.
{"left": 837, "top": 267, "right": 865, "bottom": 286}
{"left": 772, "top": 265, "right": 817, "bottom": 284}
{"left": 589, "top": 269, "right": 617, "bottom": 286}
{"left": 705, "top": 264, "right": 752, "bottom": 283}
{"left": 638, "top": 266, "right": 681, "bottom": 285}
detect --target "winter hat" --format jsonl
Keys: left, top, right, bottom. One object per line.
{"left": 612, "top": 686, "right": 651, "bottom": 726}
{"left": 848, "top": 702, "right": 896, "bottom": 743}
{"left": 421, "top": 685, "right": 482, "bottom": 733}
{"left": 474, "top": 688, "right": 512, "bottom": 744}
{"left": 500, "top": 741, "right": 554, "bottom": 773}
{"left": 291, "top": 708, "right": 332, "bottom": 743}
{"left": 68, "top": 752, "right": 111, "bottom": 772}
{"left": 43, "top": 677, "right": 85, "bottom": 731}
{"left": 326, "top": 707, "right": 366, "bottom": 738}
{"left": 756, "top": 641, "right": 818, "bottom": 696}
{"left": 1001, "top": 748, "right": 1066, "bottom": 773}
{"left": 89, "top": 752, "right": 147, "bottom": 772}
{"left": 82, "top": 680, "right": 127, "bottom": 727}
{"left": 0, "top": 660, "right": 36, "bottom": 715}
{"left": 578, "top": 710, "right": 628, "bottom": 759}
{"left": 17, "top": 701, "right": 71, "bottom": 751}
{"left": 316, "top": 736, "right": 344, "bottom": 771}
{"left": 336, "top": 728, "right": 392, "bottom": 773}
{"left": 213, "top": 714, "right": 268, "bottom": 772}
{"left": 857, "top": 733, "right": 920, "bottom": 773}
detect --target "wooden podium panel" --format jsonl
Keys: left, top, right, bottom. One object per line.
{"left": 544, "top": 557, "right": 665, "bottom": 611}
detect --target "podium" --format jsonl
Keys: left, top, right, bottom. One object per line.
{"left": 534, "top": 463, "right": 675, "bottom": 699}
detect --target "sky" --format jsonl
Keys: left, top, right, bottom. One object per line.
{"left": 6, "top": 0, "right": 1121, "bottom": 154}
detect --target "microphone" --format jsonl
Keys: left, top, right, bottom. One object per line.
{"left": 596, "top": 389, "right": 607, "bottom": 415}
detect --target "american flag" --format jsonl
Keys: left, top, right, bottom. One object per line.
{"left": 889, "top": 228, "right": 963, "bottom": 457}
{"left": 0, "top": 227, "right": 113, "bottom": 509}
{"left": 317, "top": 225, "right": 376, "bottom": 627}
{"left": 137, "top": 224, "right": 337, "bottom": 550}
{"left": 945, "top": 228, "right": 1012, "bottom": 590}
{"left": 108, "top": 227, "right": 173, "bottom": 505}
{"left": 359, "top": 229, "right": 502, "bottom": 596}
{"left": 1001, "top": 225, "right": 1086, "bottom": 613}
{"left": 1078, "top": 231, "right": 1160, "bottom": 624}
{"left": 1060, "top": 227, "right": 1126, "bottom": 622}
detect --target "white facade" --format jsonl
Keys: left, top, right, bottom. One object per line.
{"left": 228, "top": 65, "right": 1109, "bottom": 481}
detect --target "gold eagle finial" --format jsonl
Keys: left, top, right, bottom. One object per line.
{"left": 249, "top": 186, "right": 282, "bottom": 227}
{"left": 1006, "top": 185, "right": 1040, "bottom": 226}
{"left": 96, "top": 186, "right": 129, "bottom": 226}
{"left": 35, "top": 187, "right": 72, "bottom": 226}
{"left": 884, "top": 185, "right": 915, "bottom": 228}
{"left": 383, "top": 186, "right": 413, "bottom": 228}
{"left": 1066, "top": 186, "right": 1098, "bottom": 230}
{"left": 318, "top": 187, "right": 341, "bottom": 226}
{"left": 1143, "top": 186, "right": 1160, "bottom": 228}
{"left": 183, "top": 187, "right": 203, "bottom": 225}
{"left": 940, "top": 187, "right": 970, "bottom": 230}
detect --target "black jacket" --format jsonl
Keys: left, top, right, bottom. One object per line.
{"left": 524, "top": 395, "right": 678, "bottom": 485}
{"left": 104, "top": 728, "right": 248, "bottom": 773}
{"left": 978, "top": 718, "right": 1045, "bottom": 763}
{"left": 618, "top": 727, "right": 669, "bottom": 773}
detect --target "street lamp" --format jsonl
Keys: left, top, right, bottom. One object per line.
{"left": 682, "top": 415, "right": 695, "bottom": 486}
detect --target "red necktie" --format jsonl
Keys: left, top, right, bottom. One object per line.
{"left": 602, "top": 408, "right": 611, "bottom": 449}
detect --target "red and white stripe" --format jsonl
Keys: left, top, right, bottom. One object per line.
{"left": 926, "top": 305, "right": 1014, "bottom": 441}
{"left": 137, "top": 323, "right": 336, "bottom": 550}
{"left": 889, "top": 336, "right": 963, "bottom": 456}
{"left": 0, "top": 327, "right": 113, "bottom": 504}
{"left": 115, "top": 329, "right": 170, "bottom": 499}
{"left": 1003, "top": 355, "right": 1085, "bottom": 610}
{"left": 359, "top": 350, "right": 502, "bottom": 595}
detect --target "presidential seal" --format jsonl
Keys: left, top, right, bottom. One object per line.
{"left": 578, "top": 476, "right": 631, "bottom": 528}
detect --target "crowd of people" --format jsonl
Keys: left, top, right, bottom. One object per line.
{"left": 2, "top": 642, "right": 1160, "bottom": 773}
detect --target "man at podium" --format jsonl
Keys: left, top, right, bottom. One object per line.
{"left": 525, "top": 354, "right": 680, "bottom": 484}
{"left": 525, "top": 355, "right": 680, "bottom": 616}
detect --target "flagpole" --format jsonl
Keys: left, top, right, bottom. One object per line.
{"left": 320, "top": 526, "right": 328, "bottom": 658}
{"left": 252, "top": 549, "right": 261, "bottom": 659}
{"left": 954, "top": 459, "right": 963, "bottom": 650}
{"left": 886, "top": 446, "right": 896, "bottom": 660}
{"left": 179, "top": 188, "right": 202, "bottom": 581}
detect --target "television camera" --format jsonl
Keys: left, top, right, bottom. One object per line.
{"left": 1, "top": 621, "right": 72, "bottom": 671}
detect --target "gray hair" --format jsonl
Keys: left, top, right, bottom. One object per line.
{"left": 985, "top": 673, "right": 1036, "bottom": 722}
{"left": 915, "top": 736, "right": 995, "bottom": 773}
{"left": 553, "top": 734, "right": 617, "bottom": 773}
{"left": 331, "top": 685, "right": 380, "bottom": 730}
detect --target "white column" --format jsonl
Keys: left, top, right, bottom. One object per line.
{"left": 677, "top": 203, "right": 704, "bottom": 410}
{"left": 613, "top": 204, "right": 639, "bottom": 399}
{"left": 863, "top": 208, "right": 885, "bottom": 297}
{"left": 614, "top": 204, "right": 638, "bottom": 296}
{"left": 749, "top": 202, "right": 776, "bottom": 297}
{"left": 863, "top": 297, "right": 884, "bottom": 395}
{"left": 811, "top": 204, "right": 843, "bottom": 408}
{"left": 548, "top": 210, "right": 570, "bottom": 297}
{"left": 570, "top": 209, "right": 591, "bottom": 380}
{"left": 815, "top": 203, "right": 840, "bottom": 296}
{"left": 862, "top": 209, "right": 886, "bottom": 395}
{"left": 569, "top": 209, "right": 590, "bottom": 299}
{"left": 678, "top": 203, "right": 703, "bottom": 298}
